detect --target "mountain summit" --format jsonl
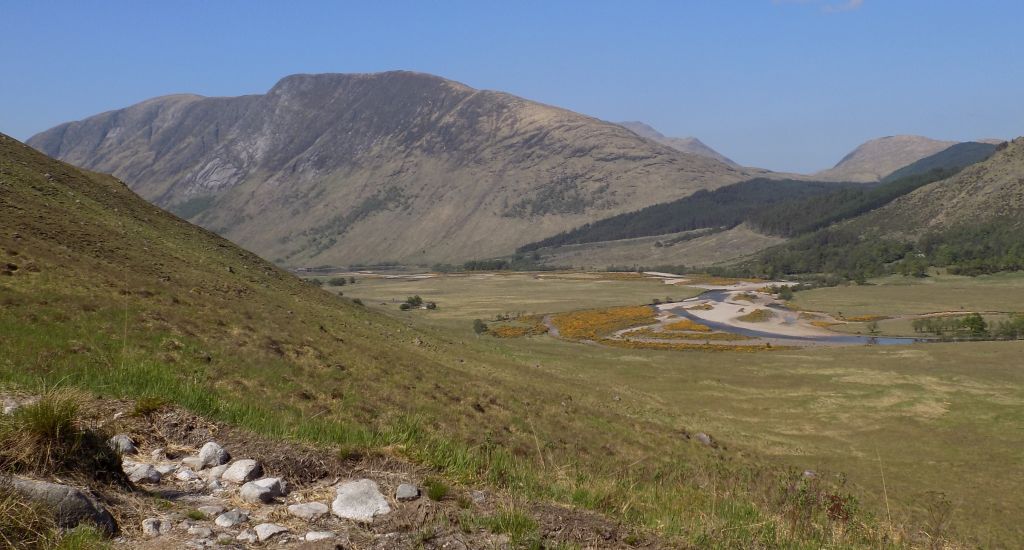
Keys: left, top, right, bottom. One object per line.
{"left": 814, "top": 135, "right": 957, "bottom": 182}
{"left": 618, "top": 121, "right": 738, "bottom": 167}
{"left": 28, "top": 71, "right": 747, "bottom": 266}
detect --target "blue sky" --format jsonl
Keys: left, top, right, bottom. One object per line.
{"left": 2, "top": 0, "right": 1021, "bottom": 172}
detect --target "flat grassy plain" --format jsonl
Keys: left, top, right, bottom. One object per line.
{"left": 349, "top": 272, "right": 1024, "bottom": 547}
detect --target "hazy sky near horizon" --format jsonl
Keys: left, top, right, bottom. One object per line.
{"left": 2, "top": 1, "right": 1021, "bottom": 173}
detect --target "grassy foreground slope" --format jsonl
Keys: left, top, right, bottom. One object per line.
{"left": 0, "top": 134, "right": 906, "bottom": 547}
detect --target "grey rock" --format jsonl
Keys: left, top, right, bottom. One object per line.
{"left": 142, "top": 518, "right": 164, "bottom": 538}
{"left": 187, "top": 525, "right": 213, "bottom": 538}
{"left": 288, "top": 502, "right": 328, "bottom": 521}
{"left": 253, "top": 476, "right": 287, "bottom": 497}
{"left": 239, "top": 481, "right": 274, "bottom": 504}
{"left": 395, "top": 483, "right": 419, "bottom": 501}
{"left": 695, "top": 432, "right": 714, "bottom": 447}
{"left": 254, "top": 523, "right": 289, "bottom": 542}
{"left": 470, "top": 490, "right": 487, "bottom": 504}
{"left": 305, "top": 531, "right": 336, "bottom": 542}
{"left": 154, "top": 463, "right": 178, "bottom": 476}
{"left": 802, "top": 470, "right": 817, "bottom": 479}
{"left": 214, "top": 508, "right": 248, "bottom": 528}
{"left": 235, "top": 529, "right": 258, "bottom": 544}
{"left": 216, "top": 533, "right": 234, "bottom": 544}
{"left": 174, "top": 467, "right": 199, "bottom": 481}
{"left": 198, "top": 442, "right": 230, "bottom": 468}
{"left": 203, "top": 464, "right": 229, "bottom": 481}
{"left": 10, "top": 477, "right": 118, "bottom": 534}
{"left": 207, "top": 479, "right": 225, "bottom": 492}
{"left": 331, "top": 479, "right": 391, "bottom": 522}
{"left": 196, "top": 504, "right": 226, "bottom": 518}
{"left": 150, "top": 447, "right": 167, "bottom": 461}
{"left": 128, "top": 463, "right": 162, "bottom": 484}
{"left": 180, "top": 456, "right": 205, "bottom": 470}
{"left": 221, "top": 459, "right": 262, "bottom": 483}
{"left": 108, "top": 434, "right": 137, "bottom": 455}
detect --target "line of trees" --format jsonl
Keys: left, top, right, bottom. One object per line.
{"left": 912, "top": 313, "right": 1024, "bottom": 340}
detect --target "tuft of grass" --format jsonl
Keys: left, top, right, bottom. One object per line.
{"left": 0, "top": 388, "right": 125, "bottom": 485}
{"left": 51, "top": 525, "right": 110, "bottom": 550}
{"left": 186, "top": 510, "right": 205, "bottom": 521}
{"left": 132, "top": 396, "right": 167, "bottom": 417}
{"left": 481, "top": 506, "right": 540, "bottom": 546}
{"left": 423, "top": 478, "right": 449, "bottom": 501}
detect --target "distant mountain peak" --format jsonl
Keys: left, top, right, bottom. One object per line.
{"left": 617, "top": 121, "right": 739, "bottom": 167}
{"left": 816, "top": 135, "right": 958, "bottom": 182}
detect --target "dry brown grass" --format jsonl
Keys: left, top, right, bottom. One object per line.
{"left": 0, "top": 481, "right": 57, "bottom": 550}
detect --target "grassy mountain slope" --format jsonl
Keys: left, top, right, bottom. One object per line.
{"left": 882, "top": 141, "right": 999, "bottom": 182}
{"left": 1, "top": 135, "right": 906, "bottom": 546}
{"left": 618, "top": 121, "right": 738, "bottom": 166}
{"left": 27, "top": 72, "right": 749, "bottom": 267}
{"left": 815, "top": 135, "right": 956, "bottom": 182}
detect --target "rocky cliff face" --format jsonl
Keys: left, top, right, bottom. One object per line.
{"left": 29, "top": 72, "right": 748, "bottom": 266}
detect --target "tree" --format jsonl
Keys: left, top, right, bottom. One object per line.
{"left": 961, "top": 313, "right": 988, "bottom": 338}
{"left": 328, "top": 277, "right": 347, "bottom": 286}
{"left": 399, "top": 303, "right": 411, "bottom": 311}
{"left": 473, "top": 319, "right": 488, "bottom": 334}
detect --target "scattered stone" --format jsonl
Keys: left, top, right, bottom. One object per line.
{"left": 221, "top": 459, "right": 263, "bottom": 483}
{"left": 150, "top": 447, "right": 167, "bottom": 461}
{"left": 288, "top": 502, "right": 328, "bottom": 521}
{"left": 187, "top": 525, "right": 213, "bottom": 538}
{"left": 198, "top": 441, "right": 230, "bottom": 468}
{"left": 803, "top": 470, "right": 817, "bottom": 479}
{"left": 395, "top": 483, "right": 419, "bottom": 501}
{"left": 305, "top": 531, "right": 336, "bottom": 542}
{"left": 332, "top": 479, "right": 391, "bottom": 522}
{"left": 154, "top": 463, "right": 178, "bottom": 476}
{"left": 240, "top": 481, "right": 274, "bottom": 504}
{"left": 216, "top": 533, "right": 234, "bottom": 545}
{"left": 235, "top": 529, "right": 258, "bottom": 544}
{"left": 203, "top": 464, "right": 229, "bottom": 481}
{"left": 108, "top": 434, "right": 137, "bottom": 455}
{"left": 253, "top": 476, "right": 288, "bottom": 497}
{"left": 175, "top": 467, "right": 200, "bottom": 481}
{"left": 181, "top": 456, "right": 205, "bottom": 470}
{"left": 196, "top": 504, "right": 226, "bottom": 518}
{"left": 694, "top": 432, "right": 715, "bottom": 447}
{"left": 254, "top": 523, "right": 289, "bottom": 542}
{"left": 207, "top": 479, "right": 225, "bottom": 492}
{"left": 214, "top": 509, "right": 248, "bottom": 528}
{"left": 128, "top": 463, "right": 162, "bottom": 484}
{"left": 141, "top": 518, "right": 170, "bottom": 538}
{"left": 470, "top": 490, "right": 487, "bottom": 504}
{"left": 10, "top": 477, "right": 118, "bottom": 535}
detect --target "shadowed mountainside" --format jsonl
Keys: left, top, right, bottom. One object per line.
{"left": 28, "top": 72, "right": 749, "bottom": 267}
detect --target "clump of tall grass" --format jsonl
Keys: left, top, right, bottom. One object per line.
{"left": 0, "top": 388, "right": 124, "bottom": 485}
{"left": 0, "top": 479, "right": 56, "bottom": 550}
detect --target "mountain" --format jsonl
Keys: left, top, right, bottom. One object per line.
{"left": 27, "top": 72, "right": 748, "bottom": 267}
{"left": 618, "top": 121, "right": 739, "bottom": 166}
{"left": 815, "top": 135, "right": 957, "bottom": 182}
{"left": 881, "top": 141, "right": 1000, "bottom": 182}
{"left": 859, "top": 138, "right": 1023, "bottom": 235}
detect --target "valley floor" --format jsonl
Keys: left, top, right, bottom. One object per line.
{"left": 340, "top": 270, "right": 1024, "bottom": 547}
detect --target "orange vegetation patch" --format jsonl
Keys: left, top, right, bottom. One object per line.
{"left": 736, "top": 309, "right": 775, "bottom": 323}
{"left": 686, "top": 303, "right": 714, "bottom": 311}
{"left": 664, "top": 319, "right": 713, "bottom": 332}
{"left": 732, "top": 292, "right": 758, "bottom": 302}
{"left": 843, "top": 315, "right": 891, "bottom": 322}
{"left": 550, "top": 305, "right": 656, "bottom": 340}
{"left": 488, "top": 315, "right": 548, "bottom": 338}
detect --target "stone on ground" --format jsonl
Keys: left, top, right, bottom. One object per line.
{"left": 198, "top": 441, "right": 230, "bottom": 468}
{"left": 187, "top": 525, "right": 213, "bottom": 538}
{"left": 235, "top": 529, "right": 258, "bottom": 544}
{"left": 331, "top": 479, "right": 391, "bottom": 522}
{"left": 128, "top": 463, "right": 162, "bottom": 484}
{"left": 141, "top": 518, "right": 170, "bottom": 538}
{"left": 10, "top": 477, "right": 118, "bottom": 535}
{"left": 395, "top": 483, "right": 419, "bottom": 501}
{"left": 108, "top": 434, "right": 137, "bottom": 455}
{"left": 197, "top": 504, "right": 226, "bottom": 518}
{"left": 253, "top": 476, "right": 287, "bottom": 497}
{"left": 240, "top": 481, "right": 274, "bottom": 504}
{"left": 221, "top": 459, "right": 263, "bottom": 483}
{"left": 288, "top": 502, "right": 328, "bottom": 521}
{"left": 215, "top": 509, "right": 248, "bottom": 528}
{"left": 254, "top": 523, "right": 289, "bottom": 542}
{"left": 306, "top": 531, "right": 336, "bottom": 541}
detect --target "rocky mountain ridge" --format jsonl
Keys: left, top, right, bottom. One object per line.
{"left": 28, "top": 72, "right": 749, "bottom": 266}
